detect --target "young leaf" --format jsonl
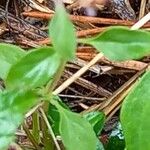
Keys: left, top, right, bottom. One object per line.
{"left": 84, "top": 112, "right": 105, "bottom": 150}
{"left": 121, "top": 71, "right": 150, "bottom": 150}
{"left": 79, "top": 27, "right": 150, "bottom": 61}
{"left": 83, "top": 111, "right": 105, "bottom": 135}
{"left": 49, "top": 3, "right": 77, "bottom": 60}
{"left": 48, "top": 104, "right": 60, "bottom": 135}
{"left": 0, "top": 43, "right": 25, "bottom": 79}
{"left": 48, "top": 96, "right": 70, "bottom": 135}
{"left": 51, "top": 99, "right": 97, "bottom": 150}
{"left": 6, "top": 47, "right": 61, "bottom": 89}
{"left": 0, "top": 89, "right": 38, "bottom": 149}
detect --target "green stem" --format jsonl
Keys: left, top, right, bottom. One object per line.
{"left": 77, "top": 38, "right": 89, "bottom": 44}
{"left": 41, "top": 115, "right": 55, "bottom": 150}
{"left": 41, "top": 59, "right": 66, "bottom": 150}
{"left": 46, "top": 59, "right": 66, "bottom": 94}
{"left": 40, "top": 108, "right": 61, "bottom": 150}
{"left": 44, "top": 59, "right": 66, "bottom": 112}
{"left": 32, "top": 112, "right": 40, "bottom": 143}
{"left": 23, "top": 123, "right": 41, "bottom": 150}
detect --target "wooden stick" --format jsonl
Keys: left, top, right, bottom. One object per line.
{"left": 53, "top": 53, "right": 104, "bottom": 95}
{"left": 22, "top": 11, "right": 150, "bottom": 28}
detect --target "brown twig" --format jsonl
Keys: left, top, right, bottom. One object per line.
{"left": 38, "top": 27, "right": 106, "bottom": 45}
{"left": 82, "top": 66, "right": 147, "bottom": 114}
{"left": 0, "top": 7, "right": 47, "bottom": 40}
{"left": 64, "top": 70, "right": 112, "bottom": 97}
{"left": 139, "top": 0, "right": 147, "bottom": 19}
{"left": 22, "top": 11, "right": 150, "bottom": 27}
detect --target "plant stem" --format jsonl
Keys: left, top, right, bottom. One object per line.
{"left": 46, "top": 59, "right": 66, "bottom": 94}
{"left": 40, "top": 108, "right": 61, "bottom": 150}
{"left": 32, "top": 112, "right": 40, "bottom": 143}
{"left": 22, "top": 123, "right": 41, "bottom": 150}
{"left": 43, "top": 59, "right": 66, "bottom": 113}
{"left": 41, "top": 116, "right": 54, "bottom": 150}
{"left": 53, "top": 53, "right": 104, "bottom": 95}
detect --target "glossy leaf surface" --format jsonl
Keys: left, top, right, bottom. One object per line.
{"left": 83, "top": 111, "right": 105, "bottom": 135}
{"left": 0, "top": 89, "right": 38, "bottom": 149}
{"left": 48, "top": 96, "right": 69, "bottom": 135}
{"left": 80, "top": 27, "right": 150, "bottom": 61}
{"left": 51, "top": 99, "right": 97, "bottom": 150}
{"left": 6, "top": 47, "right": 60, "bottom": 89}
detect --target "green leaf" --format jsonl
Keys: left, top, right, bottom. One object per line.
{"left": 0, "top": 43, "right": 25, "bottom": 80}
{"left": 79, "top": 27, "right": 150, "bottom": 61}
{"left": 49, "top": 3, "right": 77, "bottom": 60}
{"left": 0, "top": 89, "right": 38, "bottom": 149}
{"left": 48, "top": 96, "right": 70, "bottom": 135}
{"left": 48, "top": 104, "right": 60, "bottom": 135}
{"left": 6, "top": 47, "right": 61, "bottom": 89}
{"left": 83, "top": 111, "right": 105, "bottom": 135}
{"left": 106, "top": 136, "right": 125, "bottom": 150}
{"left": 51, "top": 99, "right": 97, "bottom": 150}
{"left": 97, "top": 140, "right": 104, "bottom": 150}
{"left": 83, "top": 112, "right": 105, "bottom": 150}
{"left": 105, "top": 122, "right": 125, "bottom": 150}
{"left": 121, "top": 71, "right": 150, "bottom": 150}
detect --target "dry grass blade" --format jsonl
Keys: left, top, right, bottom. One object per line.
{"left": 28, "top": 0, "right": 54, "bottom": 13}
{"left": 53, "top": 53, "right": 104, "bottom": 95}
{"left": 82, "top": 67, "right": 147, "bottom": 114}
{"left": 39, "top": 108, "right": 61, "bottom": 150}
{"left": 139, "top": 0, "right": 147, "bottom": 19}
{"left": 63, "top": 70, "right": 112, "bottom": 97}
